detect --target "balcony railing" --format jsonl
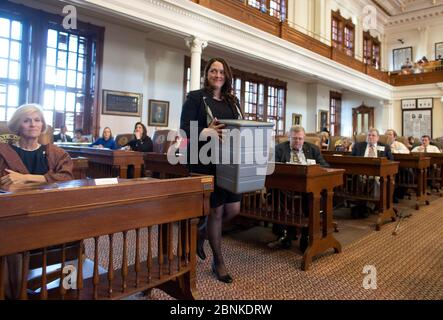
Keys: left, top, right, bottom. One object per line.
{"left": 191, "top": 0, "right": 442, "bottom": 86}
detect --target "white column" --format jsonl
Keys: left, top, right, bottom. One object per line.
{"left": 382, "top": 100, "right": 394, "bottom": 132}
{"left": 185, "top": 36, "right": 208, "bottom": 91}
{"left": 416, "top": 26, "right": 429, "bottom": 61}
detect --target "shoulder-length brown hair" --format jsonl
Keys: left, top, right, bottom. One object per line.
{"left": 134, "top": 122, "right": 147, "bottom": 140}
{"left": 203, "top": 57, "right": 242, "bottom": 117}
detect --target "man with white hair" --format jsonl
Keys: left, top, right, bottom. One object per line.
{"left": 351, "top": 128, "right": 393, "bottom": 218}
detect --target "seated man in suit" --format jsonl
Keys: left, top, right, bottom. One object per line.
{"left": 351, "top": 128, "right": 393, "bottom": 218}
{"left": 269, "top": 125, "right": 329, "bottom": 249}
{"left": 352, "top": 128, "right": 393, "bottom": 160}
{"left": 411, "top": 135, "right": 441, "bottom": 153}
{"left": 53, "top": 125, "right": 72, "bottom": 142}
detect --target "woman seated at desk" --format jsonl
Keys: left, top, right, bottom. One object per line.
{"left": 72, "top": 129, "right": 89, "bottom": 143}
{"left": 0, "top": 103, "right": 74, "bottom": 189}
{"left": 90, "top": 126, "right": 117, "bottom": 149}
{"left": 0, "top": 103, "right": 74, "bottom": 299}
{"left": 124, "top": 122, "right": 153, "bottom": 152}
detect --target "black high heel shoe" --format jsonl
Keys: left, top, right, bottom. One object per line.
{"left": 197, "top": 233, "right": 206, "bottom": 260}
{"left": 212, "top": 262, "right": 233, "bottom": 284}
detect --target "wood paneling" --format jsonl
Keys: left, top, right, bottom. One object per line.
{"left": 331, "top": 48, "right": 365, "bottom": 73}
{"left": 366, "top": 65, "right": 389, "bottom": 83}
{"left": 281, "top": 23, "right": 330, "bottom": 58}
{"left": 198, "top": 0, "right": 281, "bottom": 37}
{"left": 390, "top": 71, "right": 443, "bottom": 86}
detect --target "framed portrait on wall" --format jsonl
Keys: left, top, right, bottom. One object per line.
{"left": 318, "top": 110, "right": 329, "bottom": 131}
{"left": 393, "top": 47, "right": 413, "bottom": 71}
{"left": 435, "top": 42, "right": 443, "bottom": 60}
{"left": 148, "top": 100, "right": 169, "bottom": 127}
{"left": 417, "top": 98, "right": 433, "bottom": 109}
{"left": 292, "top": 113, "right": 302, "bottom": 126}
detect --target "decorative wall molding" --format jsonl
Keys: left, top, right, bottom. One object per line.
{"left": 392, "top": 83, "right": 443, "bottom": 100}
{"left": 70, "top": 0, "right": 393, "bottom": 100}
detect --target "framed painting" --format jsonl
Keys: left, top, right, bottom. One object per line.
{"left": 292, "top": 113, "right": 302, "bottom": 126}
{"left": 102, "top": 90, "right": 142, "bottom": 117}
{"left": 148, "top": 99, "right": 169, "bottom": 127}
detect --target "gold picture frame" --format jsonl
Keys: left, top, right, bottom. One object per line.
{"left": 292, "top": 113, "right": 302, "bottom": 126}
{"left": 102, "top": 90, "right": 142, "bottom": 117}
{"left": 148, "top": 99, "right": 169, "bottom": 127}
{"left": 318, "top": 110, "right": 329, "bottom": 131}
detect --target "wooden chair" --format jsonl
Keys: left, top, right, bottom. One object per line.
{"left": 304, "top": 136, "right": 321, "bottom": 148}
{"left": 115, "top": 134, "right": 133, "bottom": 148}
{"left": 152, "top": 129, "right": 178, "bottom": 154}
{"left": 0, "top": 121, "right": 53, "bottom": 144}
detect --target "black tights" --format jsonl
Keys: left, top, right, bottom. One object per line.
{"left": 200, "top": 202, "right": 240, "bottom": 276}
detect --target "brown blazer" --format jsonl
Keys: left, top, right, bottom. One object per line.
{"left": 0, "top": 143, "right": 74, "bottom": 183}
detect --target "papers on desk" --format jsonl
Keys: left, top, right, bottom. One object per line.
{"left": 94, "top": 178, "right": 119, "bottom": 185}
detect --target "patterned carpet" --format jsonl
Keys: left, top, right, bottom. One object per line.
{"left": 85, "top": 196, "right": 443, "bottom": 300}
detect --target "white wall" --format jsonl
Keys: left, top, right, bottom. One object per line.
{"left": 285, "top": 81, "right": 308, "bottom": 132}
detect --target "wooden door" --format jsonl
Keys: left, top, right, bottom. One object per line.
{"left": 352, "top": 104, "right": 374, "bottom": 136}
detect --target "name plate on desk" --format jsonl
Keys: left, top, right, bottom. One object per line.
{"left": 94, "top": 178, "right": 119, "bottom": 186}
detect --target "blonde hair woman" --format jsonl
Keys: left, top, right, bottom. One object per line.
{"left": 0, "top": 103, "right": 73, "bottom": 188}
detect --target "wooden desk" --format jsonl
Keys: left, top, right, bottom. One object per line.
{"left": 321, "top": 150, "right": 351, "bottom": 156}
{"left": 240, "top": 163, "right": 344, "bottom": 271}
{"left": 323, "top": 155, "right": 399, "bottom": 230}
{"left": 424, "top": 152, "right": 443, "bottom": 196}
{"left": 61, "top": 146, "right": 145, "bottom": 178}
{"left": 0, "top": 176, "right": 213, "bottom": 300}
{"left": 143, "top": 152, "right": 189, "bottom": 178}
{"left": 393, "top": 153, "right": 430, "bottom": 209}
{"left": 71, "top": 157, "right": 89, "bottom": 179}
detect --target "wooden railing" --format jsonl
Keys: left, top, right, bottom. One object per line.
{"left": 0, "top": 177, "right": 213, "bottom": 300}
{"left": 192, "top": 0, "right": 442, "bottom": 86}
{"left": 389, "top": 69, "right": 443, "bottom": 86}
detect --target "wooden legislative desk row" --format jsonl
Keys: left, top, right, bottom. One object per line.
{"left": 143, "top": 154, "right": 344, "bottom": 271}
{"left": 322, "top": 155, "right": 399, "bottom": 230}
{"left": 61, "top": 145, "right": 145, "bottom": 179}
{"left": 0, "top": 176, "right": 213, "bottom": 300}
{"left": 323, "top": 150, "right": 443, "bottom": 206}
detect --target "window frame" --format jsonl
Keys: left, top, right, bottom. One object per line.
{"left": 0, "top": 1, "right": 104, "bottom": 137}
{"left": 331, "top": 10, "right": 355, "bottom": 57}
{"left": 329, "top": 91, "right": 342, "bottom": 136}
{"left": 363, "top": 31, "right": 381, "bottom": 69}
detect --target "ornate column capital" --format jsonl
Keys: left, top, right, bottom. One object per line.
{"left": 185, "top": 36, "right": 208, "bottom": 53}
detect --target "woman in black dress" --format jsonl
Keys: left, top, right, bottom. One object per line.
{"left": 180, "top": 57, "right": 243, "bottom": 283}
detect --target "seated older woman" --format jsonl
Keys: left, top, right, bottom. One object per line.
{"left": 0, "top": 103, "right": 74, "bottom": 299}
{"left": 90, "top": 126, "right": 117, "bottom": 150}
{"left": 0, "top": 104, "right": 74, "bottom": 188}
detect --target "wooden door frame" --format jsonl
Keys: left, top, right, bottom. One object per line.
{"left": 352, "top": 104, "right": 374, "bottom": 136}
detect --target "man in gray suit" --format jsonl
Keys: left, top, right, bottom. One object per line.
{"left": 274, "top": 125, "right": 329, "bottom": 166}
